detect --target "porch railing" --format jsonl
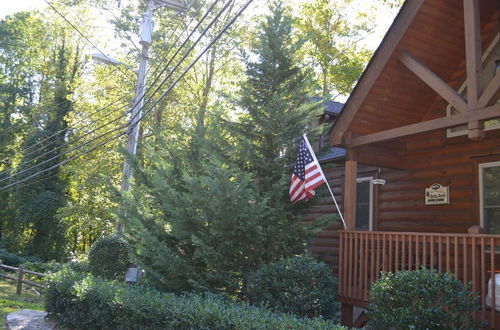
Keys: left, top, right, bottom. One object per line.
{"left": 339, "top": 230, "right": 500, "bottom": 328}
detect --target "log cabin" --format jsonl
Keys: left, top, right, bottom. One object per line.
{"left": 321, "top": 0, "right": 500, "bottom": 327}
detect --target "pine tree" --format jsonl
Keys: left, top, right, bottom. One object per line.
{"left": 120, "top": 1, "right": 324, "bottom": 297}
{"left": 232, "top": 0, "right": 314, "bottom": 191}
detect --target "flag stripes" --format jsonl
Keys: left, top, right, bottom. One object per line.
{"left": 289, "top": 136, "right": 326, "bottom": 203}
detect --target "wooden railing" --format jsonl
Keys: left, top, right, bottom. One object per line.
{"left": 339, "top": 231, "right": 500, "bottom": 328}
{"left": 0, "top": 260, "right": 46, "bottom": 294}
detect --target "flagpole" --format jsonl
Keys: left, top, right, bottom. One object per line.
{"left": 302, "top": 134, "right": 347, "bottom": 230}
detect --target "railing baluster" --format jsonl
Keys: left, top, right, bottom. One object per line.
{"left": 438, "top": 236, "right": 443, "bottom": 273}
{"left": 382, "top": 234, "right": 387, "bottom": 273}
{"left": 402, "top": 234, "right": 406, "bottom": 271}
{"left": 446, "top": 236, "right": 450, "bottom": 272}
{"left": 463, "top": 236, "right": 468, "bottom": 285}
{"left": 408, "top": 235, "right": 413, "bottom": 271}
{"left": 472, "top": 237, "right": 477, "bottom": 293}
{"left": 354, "top": 232, "right": 359, "bottom": 300}
{"left": 416, "top": 235, "right": 420, "bottom": 268}
{"left": 376, "top": 233, "right": 381, "bottom": 279}
{"left": 389, "top": 234, "right": 393, "bottom": 273}
{"left": 423, "top": 235, "right": 427, "bottom": 268}
{"left": 454, "top": 236, "right": 459, "bottom": 277}
{"left": 395, "top": 234, "right": 400, "bottom": 271}
{"left": 491, "top": 237, "right": 496, "bottom": 329}
{"left": 430, "top": 236, "right": 435, "bottom": 270}
{"left": 339, "top": 232, "right": 344, "bottom": 297}
{"left": 364, "top": 232, "right": 369, "bottom": 301}
{"left": 481, "top": 237, "right": 485, "bottom": 323}
{"left": 371, "top": 233, "right": 375, "bottom": 287}
{"left": 348, "top": 232, "right": 353, "bottom": 298}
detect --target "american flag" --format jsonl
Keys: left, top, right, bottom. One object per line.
{"left": 289, "top": 136, "right": 326, "bottom": 203}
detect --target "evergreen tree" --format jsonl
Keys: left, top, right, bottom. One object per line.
{"left": 120, "top": 1, "right": 323, "bottom": 297}
{"left": 232, "top": 0, "right": 314, "bottom": 190}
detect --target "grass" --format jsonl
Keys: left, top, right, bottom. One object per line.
{"left": 0, "top": 278, "right": 45, "bottom": 328}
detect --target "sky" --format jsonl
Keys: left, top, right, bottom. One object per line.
{"left": 0, "top": 0, "right": 397, "bottom": 50}
{"left": 0, "top": 0, "right": 47, "bottom": 18}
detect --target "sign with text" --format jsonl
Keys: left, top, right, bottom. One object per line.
{"left": 425, "top": 183, "right": 449, "bottom": 205}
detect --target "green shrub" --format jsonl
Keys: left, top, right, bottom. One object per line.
{"left": 88, "top": 235, "right": 131, "bottom": 280}
{"left": 0, "top": 249, "right": 42, "bottom": 266}
{"left": 45, "top": 270, "right": 345, "bottom": 329}
{"left": 367, "top": 268, "right": 480, "bottom": 329}
{"left": 246, "top": 256, "right": 339, "bottom": 320}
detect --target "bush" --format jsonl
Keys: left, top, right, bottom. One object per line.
{"left": 45, "top": 270, "right": 345, "bottom": 330}
{"left": 0, "top": 249, "right": 43, "bottom": 266}
{"left": 367, "top": 268, "right": 480, "bottom": 329}
{"left": 88, "top": 235, "right": 131, "bottom": 280}
{"left": 246, "top": 256, "right": 339, "bottom": 320}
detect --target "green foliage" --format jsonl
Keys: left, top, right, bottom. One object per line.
{"left": 296, "top": 0, "right": 374, "bottom": 97}
{"left": 45, "top": 270, "right": 345, "bottom": 329}
{"left": 246, "top": 256, "right": 339, "bottom": 320}
{"left": 88, "top": 235, "right": 131, "bottom": 280}
{"left": 123, "top": 154, "right": 313, "bottom": 296}
{"left": 0, "top": 249, "right": 42, "bottom": 266}
{"left": 119, "top": 1, "right": 327, "bottom": 298}
{"left": 367, "top": 268, "right": 480, "bottom": 329}
{"left": 233, "top": 0, "right": 314, "bottom": 187}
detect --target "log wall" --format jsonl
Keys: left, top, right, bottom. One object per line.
{"left": 307, "top": 128, "right": 500, "bottom": 277}
{"left": 377, "top": 128, "right": 500, "bottom": 233}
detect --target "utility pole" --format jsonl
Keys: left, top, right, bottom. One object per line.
{"left": 118, "top": 0, "right": 187, "bottom": 232}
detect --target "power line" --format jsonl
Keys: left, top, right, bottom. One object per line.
{"left": 0, "top": 93, "right": 133, "bottom": 176}
{"left": 0, "top": 0, "right": 223, "bottom": 185}
{"left": 0, "top": 1, "right": 216, "bottom": 180}
{"left": 44, "top": 0, "right": 136, "bottom": 80}
{"left": 0, "top": 0, "right": 253, "bottom": 191}
{"left": 0, "top": 0, "right": 206, "bottom": 172}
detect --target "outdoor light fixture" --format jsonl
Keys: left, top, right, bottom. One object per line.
{"left": 91, "top": 53, "right": 122, "bottom": 66}
{"left": 372, "top": 179, "right": 386, "bottom": 185}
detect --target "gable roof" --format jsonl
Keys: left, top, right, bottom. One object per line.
{"left": 328, "top": 0, "right": 500, "bottom": 146}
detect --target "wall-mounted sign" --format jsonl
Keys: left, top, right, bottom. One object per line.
{"left": 425, "top": 183, "right": 449, "bottom": 205}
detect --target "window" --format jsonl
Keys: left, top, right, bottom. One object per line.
{"left": 355, "top": 177, "right": 373, "bottom": 231}
{"left": 447, "top": 34, "right": 500, "bottom": 137}
{"left": 480, "top": 162, "right": 500, "bottom": 234}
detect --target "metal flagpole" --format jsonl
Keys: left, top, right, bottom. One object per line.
{"left": 302, "top": 134, "right": 347, "bottom": 230}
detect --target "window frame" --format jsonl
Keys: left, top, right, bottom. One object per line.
{"left": 479, "top": 161, "right": 500, "bottom": 230}
{"left": 356, "top": 176, "right": 374, "bottom": 231}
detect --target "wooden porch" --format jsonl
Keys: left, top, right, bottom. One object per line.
{"left": 339, "top": 230, "right": 500, "bottom": 328}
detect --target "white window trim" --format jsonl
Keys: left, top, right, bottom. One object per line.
{"left": 356, "top": 176, "right": 374, "bottom": 231}
{"left": 447, "top": 33, "right": 500, "bottom": 138}
{"left": 479, "top": 161, "right": 500, "bottom": 229}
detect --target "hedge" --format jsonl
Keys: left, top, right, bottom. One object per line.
{"left": 45, "top": 269, "right": 345, "bottom": 329}
{"left": 367, "top": 268, "right": 480, "bottom": 329}
{"left": 246, "top": 256, "right": 339, "bottom": 320}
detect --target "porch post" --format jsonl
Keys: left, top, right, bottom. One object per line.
{"left": 344, "top": 151, "right": 358, "bottom": 230}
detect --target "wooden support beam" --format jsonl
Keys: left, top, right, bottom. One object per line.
{"left": 349, "top": 103, "right": 500, "bottom": 147}
{"left": 341, "top": 303, "right": 354, "bottom": 328}
{"left": 329, "top": 0, "right": 425, "bottom": 145}
{"left": 344, "top": 158, "right": 358, "bottom": 230}
{"left": 399, "top": 52, "right": 468, "bottom": 113}
{"left": 479, "top": 71, "right": 500, "bottom": 108}
{"left": 463, "top": 0, "right": 484, "bottom": 140}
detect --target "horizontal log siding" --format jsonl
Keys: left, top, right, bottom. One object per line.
{"left": 305, "top": 164, "right": 378, "bottom": 276}
{"left": 377, "top": 129, "right": 500, "bottom": 233}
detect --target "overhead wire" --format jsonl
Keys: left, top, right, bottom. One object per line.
{"left": 44, "top": 0, "right": 136, "bottom": 80}
{"left": 0, "top": 0, "right": 227, "bottom": 187}
{"left": 0, "top": 93, "right": 133, "bottom": 178}
{"left": 0, "top": 0, "right": 254, "bottom": 192}
{"left": 0, "top": 0, "right": 203, "bottom": 171}
{"left": 0, "top": 0, "right": 204, "bottom": 175}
